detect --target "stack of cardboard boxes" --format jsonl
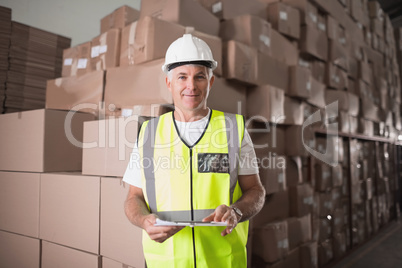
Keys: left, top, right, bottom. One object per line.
{"left": 4, "top": 21, "right": 70, "bottom": 112}
{"left": 0, "top": 6, "right": 11, "bottom": 113}
{"left": 0, "top": 0, "right": 401, "bottom": 267}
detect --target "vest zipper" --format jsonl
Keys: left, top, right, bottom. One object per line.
{"left": 190, "top": 148, "right": 197, "bottom": 268}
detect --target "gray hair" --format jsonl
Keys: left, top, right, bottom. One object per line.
{"left": 167, "top": 64, "right": 213, "bottom": 82}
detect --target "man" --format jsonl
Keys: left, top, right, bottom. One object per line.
{"left": 123, "top": 34, "right": 265, "bottom": 268}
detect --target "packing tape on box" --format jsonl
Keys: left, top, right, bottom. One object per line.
{"left": 129, "top": 21, "right": 137, "bottom": 45}
{"left": 127, "top": 22, "right": 138, "bottom": 65}
{"left": 71, "top": 59, "right": 78, "bottom": 76}
{"left": 99, "top": 32, "right": 107, "bottom": 55}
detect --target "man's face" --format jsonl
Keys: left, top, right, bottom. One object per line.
{"left": 166, "top": 64, "right": 214, "bottom": 114}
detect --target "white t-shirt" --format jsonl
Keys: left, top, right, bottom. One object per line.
{"left": 122, "top": 109, "right": 259, "bottom": 188}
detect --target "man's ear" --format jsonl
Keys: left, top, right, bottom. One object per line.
{"left": 209, "top": 75, "right": 215, "bottom": 90}
{"left": 166, "top": 76, "right": 172, "bottom": 93}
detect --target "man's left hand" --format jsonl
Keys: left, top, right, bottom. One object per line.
{"left": 202, "top": 204, "right": 240, "bottom": 236}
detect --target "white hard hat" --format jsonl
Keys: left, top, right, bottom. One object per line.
{"left": 161, "top": 34, "right": 218, "bottom": 73}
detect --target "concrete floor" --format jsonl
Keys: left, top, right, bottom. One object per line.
{"left": 333, "top": 220, "right": 402, "bottom": 268}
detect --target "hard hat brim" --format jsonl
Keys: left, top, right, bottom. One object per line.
{"left": 162, "top": 60, "right": 218, "bottom": 73}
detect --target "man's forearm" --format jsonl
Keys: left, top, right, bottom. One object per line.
{"left": 232, "top": 184, "right": 265, "bottom": 222}
{"left": 124, "top": 194, "right": 151, "bottom": 229}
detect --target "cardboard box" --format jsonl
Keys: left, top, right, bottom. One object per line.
{"left": 41, "top": 241, "right": 101, "bottom": 268}
{"left": 285, "top": 125, "right": 315, "bottom": 157}
{"left": 289, "top": 183, "right": 314, "bottom": 217}
{"left": 91, "top": 28, "right": 121, "bottom": 70}
{"left": 101, "top": 5, "right": 140, "bottom": 34}
{"left": 332, "top": 232, "right": 346, "bottom": 259}
{"left": 208, "top": 76, "right": 246, "bottom": 115}
{"left": 318, "top": 218, "right": 332, "bottom": 243}
{"left": 326, "top": 15, "right": 338, "bottom": 40}
{"left": 359, "top": 118, "right": 374, "bottom": 136}
{"left": 120, "top": 17, "right": 183, "bottom": 67}
{"left": 247, "top": 85, "right": 284, "bottom": 124}
{"left": 253, "top": 220, "right": 289, "bottom": 263}
{"left": 317, "top": 12, "right": 327, "bottom": 34}
{"left": 140, "top": 0, "right": 220, "bottom": 36}
{"left": 220, "top": 15, "right": 272, "bottom": 56}
{"left": 270, "top": 28, "right": 299, "bottom": 66}
{"left": 267, "top": 2, "right": 300, "bottom": 39}
{"left": 300, "top": 242, "right": 318, "bottom": 268}
{"left": 282, "top": 0, "right": 318, "bottom": 27}
{"left": 103, "top": 257, "right": 136, "bottom": 268}
{"left": 267, "top": 247, "right": 300, "bottom": 268}
{"left": 360, "top": 97, "right": 379, "bottom": 122}
{"left": 62, "top": 41, "right": 92, "bottom": 77}
{"left": 311, "top": 60, "right": 326, "bottom": 83}
{"left": 0, "top": 231, "right": 40, "bottom": 268}
{"left": 257, "top": 153, "right": 286, "bottom": 196}
{"left": 101, "top": 177, "right": 145, "bottom": 267}
{"left": 325, "top": 90, "right": 359, "bottom": 116}
{"left": 287, "top": 214, "right": 312, "bottom": 250}
{"left": 371, "top": 18, "right": 384, "bottom": 37}
{"left": 40, "top": 173, "right": 101, "bottom": 254}
{"left": 306, "top": 77, "right": 326, "bottom": 108}
{"left": 283, "top": 96, "right": 304, "bottom": 125}
{"left": 251, "top": 190, "right": 289, "bottom": 228}
{"left": 249, "top": 121, "right": 286, "bottom": 156}
{"left": 332, "top": 209, "right": 345, "bottom": 234}
{"left": 332, "top": 165, "right": 343, "bottom": 187}
{"left": 349, "top": 115, "right": 359, "bottom": 134}
{"left": 46, "top": 70, "right": 104, "bottom": 114}
{"left": 0, "top": 172, "right": 40, "bottom": 237}
{"left": 0, "top": 109, "right": 93, "bottom": 172}
{"left": 358, "top": 61, "right": 372, "bottom": 85}
{"left": 197, "top": 0, "right": 266, "bottom": 20}
{"left": 315, "top": 163, "right": 332, "bottom": 192}
{"left": 311, "top": 217, "right": 320, "bottom": 242}
{"left": 288, "top": 66, "right": 312, "bottom": 99}
{"left": 285, "top": 156, "right": 303, "bottom": 187}
{"left": 82, "top": 117, "right": 141, "bottom": 177}
{"left": 257, "top": 52, "right": 290, "bottom": 90}
{"left": 318, "top": 239, "right": 333, "bottom": 266}
{"left": 315, "top": 135, "right": 341, "bottom": 165}
{"left": 325, "top": 64, "right": 348, "bottom": 90}
{"left": 328, "top": 39, "right": 348, "bottom": 71}
{"left": 223, "top": 40, "right": 257, "bottom": 85}
{"left": 299, "top": 24, "right": 328, "bottom": 61}
{"left": 104, "top": 59, "right": 173, "bottom": 111}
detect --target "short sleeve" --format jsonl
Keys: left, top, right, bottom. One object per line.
{"left": 122, "top": 144, "right": 142, "bottom": 188}
{"left": 238, "top": 128, "right": 259, "bottom": 175}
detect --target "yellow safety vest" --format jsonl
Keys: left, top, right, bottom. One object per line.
{"left": 137, "top": 109, "right": 249, "bottom": 268}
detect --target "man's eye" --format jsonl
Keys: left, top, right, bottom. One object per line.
{"left": 178, "top": 76, "right": 186, "bottom": 80}
{"left": 196, "top": 76, "right": 206, "bottom": 80}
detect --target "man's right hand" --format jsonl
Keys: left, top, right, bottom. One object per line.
{"left": 143, "top": 214, "right": 184, "bottom": 243}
